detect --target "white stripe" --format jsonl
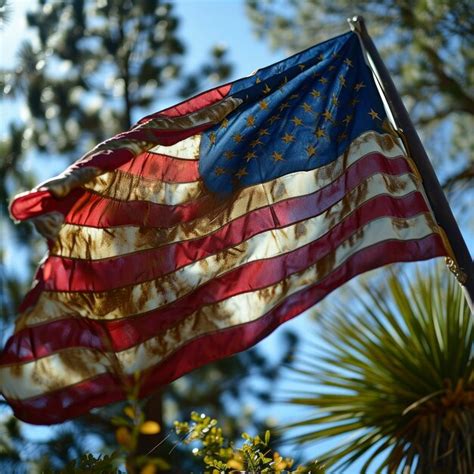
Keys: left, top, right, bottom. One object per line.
{"left": 117, "top": 213, "right": 439, "bottom": 375}
{"left": 1, "top": 348, "right": 109, "bottom": 400}
{"left": 149, "top": 134, "right": 201, "bottom": 160}
{"left": 53, "top": 142, "right": 411, "bottom": 259}
{"left": 83, "top": 171, "right": 205, "bottom": 205}
{"left": 29, "top": 173, "right": 423, "bottom": 324}
{"left": 53, "top": 172, "right": 421, "bottom": 259}
{"left": 0, "top": 212, "right": 440, "bottom": 400}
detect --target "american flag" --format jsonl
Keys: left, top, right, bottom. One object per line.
{"left": 1, "top": 32, "right": 447, "bottom": 424}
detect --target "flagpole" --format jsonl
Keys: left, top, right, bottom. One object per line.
{"left": 348, "top": 15, "right": 474, "bottom": 313}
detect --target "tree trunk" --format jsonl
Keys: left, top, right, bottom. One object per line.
{"left": 135, "top": 390, "right": 164, "bottom": 458}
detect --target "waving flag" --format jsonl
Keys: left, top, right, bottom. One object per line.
{"left": 1, "top": 32, "right": 447, "bottom": 424}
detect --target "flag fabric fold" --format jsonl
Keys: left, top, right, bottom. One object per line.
{"left": 1, "top": 31, "right": 447, "bottom": 424}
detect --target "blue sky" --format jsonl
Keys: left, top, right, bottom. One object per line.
{"left": 0, "top": 0, "right": 287, "bottom": 133}
{"left": 1, "top": 1, "right": 471, "bottom": 472}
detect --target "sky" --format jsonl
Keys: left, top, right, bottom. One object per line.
{"left": 1, "top": 1, "right": 471, "bottom": 472}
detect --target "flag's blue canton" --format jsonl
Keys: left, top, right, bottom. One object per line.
{"left": 199, "top": 32, "right": 389, "bottom": 196}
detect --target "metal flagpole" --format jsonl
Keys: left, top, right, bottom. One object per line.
{"left": 347, "top": 15, "right": 474, "bottom": 313}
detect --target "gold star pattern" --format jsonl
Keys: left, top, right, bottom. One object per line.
{"left": 282, "top": 133, "right": 295, "bottom": 144}
{"left": 344, "top": 58, "right": 354, "bottom": 68}
{"left": 298, "top": 64, "right": 306, "bottom": 70}
{"left": 255, "top": 77, "right": 261, "bottom": 84}
{"left": 268, "top": 114, "right": 281, "bottom": 125}
{"left": 315, "top": 128, "right": 326, "bottom": 138}
{"left": 279, "top": 102, "right": 290, "bottom": 112}
{"left": 329, "top": 65, "right": 336, "bottom": 71}
{"left": 337, "top": 132, "right": 348, "bottom": 142}
{"left": 233, "top": 133, "right": 243, "bottom": 143}
{"left": 258, "top": 128, "right": 270, "bottom": 137}
{"left": 318, "top": 53, "right": 324, "bottom": 61}
{"left": 250, "top": 138, "right": 263, "bottom": 148}
{"left": 368, "top": 109, "right": 381, "bottom": 120}
{"left": 235, "top": 167, "right": 248, "bottom": 179}
{"left": 289, "top": 93, "right": 299, "bottom": 100}
{"left": 322, "top": 109, "right": 333, "bottom": 122}
{"left": 331, "top": 95, "right": 339, "bottom": 107}
{"left": 354, "top": 82, "right": 366, "bottom": 91}
{"left": 342, "top": 114, "right": 353, "bottom": 125}
{"left": 224, "top": 150, "right": 235, "bottom": 160}
{"left": 306, "top": 144, "right": 317, "bottom": 157}
{"left": 246, "top": 115, "right": 256, "bottom": 127}
{"left": 339, "top": 75, "right": 347, "bottom": 87}
{"left": 259, "top": 100, "right": 269, "bottom": 110}
{"left": 263, "top": 83, "right": 271, "bottom": 94}
{"left": 272, "top": 151, "right": 284, "bottom": 162}
{"left": 245, "top": 151, "right": 257, "bottom": 162}
{"left": 215, "top": 166, "right": 226, "bottom": 176}
{"left": 209, "top": 132, "right": 216, "bottom": 144}
{"left": 220, "top": 118, "right": 229, "bottom": 128}
{"left": 302, "top": 102, "right": 313, "bottom": 113}
{"left": 278, "top": 76, "right": 288, "bottom": 89}
{"left": 291, "top": 116, "right": 303, "bottom": 126}
{"left": 319, "top": 76, "right": 328, "bottom": 85}
{"left": 351, "top": 97, "right": 360, "bottom": 107}
{"left": 310, "top": 89, "right": 321, "bottom": 99}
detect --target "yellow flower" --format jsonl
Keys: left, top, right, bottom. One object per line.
{"left": 140, "top": 464, "right": 157, "bottom": 474}
{"left": 140, "top": 421, "right": 161, "bottom": 435}
{"left": 227, "top": 458, "right": 244, "bottom": 470}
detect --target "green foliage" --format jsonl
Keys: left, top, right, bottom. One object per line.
{"left": 0, "top": 0, "right": 11, "bottom": 27}
{"left": 283, "top": 264, "right": 473, "bottom": 473}
{"left": 0, "top": 416, "right": 23, "bottom": 472}
{"left": 3, "top": 0, "right": 231, "bottom": 154}
{"left": 174, "top": 411, "right": 326, "bottom": 473}
{"left": 59, "top": 453, "right": 123, "bottom": 474}
{"left": 2, "top": 411, "right": 325, "bottom": 473}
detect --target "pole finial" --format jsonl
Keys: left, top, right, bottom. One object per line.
{"left": 347, "top": 15, "right": 366, "bottom": 34}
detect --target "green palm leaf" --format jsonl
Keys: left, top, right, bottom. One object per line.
{"left": 283, "top": 264, "right": 473, "bottom": 473}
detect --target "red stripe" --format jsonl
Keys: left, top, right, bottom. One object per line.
{"left": 7, "top": 372, "right": 124, "bottom": 425}
{"left": 63, "top": 153, "right": 409, "bottom": 231}
{"left": 117, "top": 151, "right": 199, "bottom": 183}
{"left": 9, "top": 155, "right": 420, "bottom": 318}
{"left": 44, "top": 191, "right": 428, "bottom": 293}
{"left": 9, "top": 83, "right": 231, "bottom": 223}
{"left": 43, "top": 158, "right": 415, "bottom": 292}
{"left": 99, "top": 123, "right": 213, "bottom": 148}
{"left": 10, "top": 153, "right": 408, "bottom": 225}
{"left": 5, "top": 235, "right": 446, "bottom": 425}
{"left": 65, "top": 190, "right": 215, "bottom": 228}
{"left": 3, "top": 197, "right": 436, "bottom": 366}
{"left": 137, "top": 84, "right": 232, "bottom": 121}
{"left": 9, "top": 188, "right": 84, "bottom": 222}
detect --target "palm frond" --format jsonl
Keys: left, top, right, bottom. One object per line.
{"left": 283, "top": 263, "right": 473, "bottom": 473}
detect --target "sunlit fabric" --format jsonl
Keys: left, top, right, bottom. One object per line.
{"left": 1, "top": 32, "right": 447, "bottom": 424}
